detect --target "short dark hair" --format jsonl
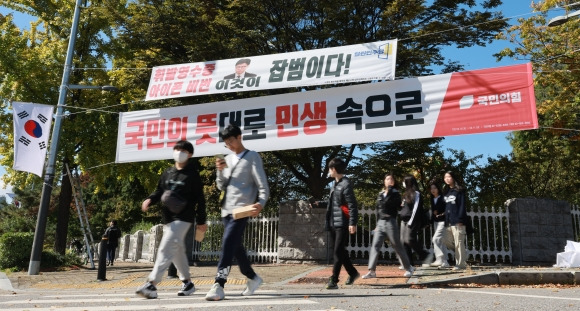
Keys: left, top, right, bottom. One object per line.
{"left": 236, "top": 58, "right": 251, "bottom": 66}
{"left": 173, "top": 140, "right": 194, "bottom": 154}
{"left": 328, "top": 158, "right": 347, "bottom": 174}
{"left": 220, "top": 124, "right": 242, "bottom": 140}
{"left": 110, "top": 220, "right": 117, "bottom": 226}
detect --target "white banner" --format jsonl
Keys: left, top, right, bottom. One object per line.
{"left": 146, "top": 40, "right": 397, "bottom": 100}
{"left": 12, "top": 102, "right": 54, "bottom": 177}
{"left": 118, "top": 63, "right": 537, "bottom": 163}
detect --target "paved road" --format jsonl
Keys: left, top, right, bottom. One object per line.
{"left": 2, "top": 285, "right": 580, "bottom": 310}
{"left": 2, "top": 262, "right": 580, "bottom": 310}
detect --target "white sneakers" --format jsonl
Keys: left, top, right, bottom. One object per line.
{"left": 205, "top": 283, "right": 225, "bottom": 301}
{"left": 204, "top": 274, "right": 263, "bottom": 301}
{"left": 362, "top": 270, "right": 376, "bottom": 279}
{"left": 403, "top": 266, "right": 415, "bottom": 277}
{"left": 242, "top": 275, "right": 263, "bottom": 296}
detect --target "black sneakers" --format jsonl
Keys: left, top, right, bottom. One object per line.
{"left": 325, "top": 277, "right": 338, "bottom": 289}
{"left": 345, "top": 272, "right": 360, "bottom": 285}
{"left": 136, "top": 282, "right": 158, "bottom": 299}
{"left": 178, "top": 281, "right": 195, "bottom": 296}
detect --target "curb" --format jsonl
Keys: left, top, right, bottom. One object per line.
{"left": 419, "top": 271, "right": 580, "bottom": 286}
{"left": 0, "top": 272, "right": 14, "bottom": 291}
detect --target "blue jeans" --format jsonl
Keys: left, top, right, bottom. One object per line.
{"left": 215, "top": 215, "right": 256, "bottom": 287}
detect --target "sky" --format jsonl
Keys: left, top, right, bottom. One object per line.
{"left": 0, "top": 1, "right": 569, "bottom": 199}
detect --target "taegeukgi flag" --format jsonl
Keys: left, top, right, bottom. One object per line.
{"left": 12, "top": 102, "right": 54, "bottom": 177}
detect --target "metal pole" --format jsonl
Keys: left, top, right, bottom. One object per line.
{"left": 28, "top": 0, "right": 84, "bottom": 275}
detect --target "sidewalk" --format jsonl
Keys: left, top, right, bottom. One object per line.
{"left": 2, "top": 261, "right": 580, "bottom": 292}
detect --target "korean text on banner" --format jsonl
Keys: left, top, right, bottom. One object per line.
{"left": 12, "top": 102, "right": 54, "bottom": 177}
{"left": 118, "top": 63, "right": 537, "bottom": 163}
{"left": 146, "top": 40, "right": 397, "bottom": 100}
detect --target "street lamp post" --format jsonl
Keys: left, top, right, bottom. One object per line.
{"left": 28, "top": 0, "right": 117, "bottom": 275}
{"left": 548, "top": 2, "right": 580, "bottom": 27}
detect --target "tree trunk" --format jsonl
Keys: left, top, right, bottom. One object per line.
{"left": 54, "top": 158, "right": 72, "bottom": 255}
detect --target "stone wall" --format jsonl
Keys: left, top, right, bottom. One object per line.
{"left": 508, "top": 198, "right": 574, "bottom": 265}
{"left": 277, "top": 200, "right": 329, "bottom": 263}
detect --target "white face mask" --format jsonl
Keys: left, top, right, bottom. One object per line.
{"left": 173, "top": 150, "right": 189, "bottom": 163}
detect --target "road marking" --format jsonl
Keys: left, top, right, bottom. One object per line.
{"left": 0, "top": 291, "right": 319, "bottom": 310}
{"left": 432, "top": 288, "right": 580, "bottom": 301}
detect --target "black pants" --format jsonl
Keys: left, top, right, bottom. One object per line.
{"left": 401, "top": 221, "right": 428, "bottom": 265}
{"left": 329, "top": 227, "right": 358, "bottom": 282}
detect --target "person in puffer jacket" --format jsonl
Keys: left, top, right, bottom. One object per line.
{"left": 312, "top": 158, "right": 359, "bottom": 289}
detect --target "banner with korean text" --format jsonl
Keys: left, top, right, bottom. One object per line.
{"left": 118, "top": 63, "right": 537, "bottom": 163}
{"left": 13, "top": 102, "right": 54, "bottom": 177}
{"left": 145, "top": 40, "right": 397, "bottom": 100}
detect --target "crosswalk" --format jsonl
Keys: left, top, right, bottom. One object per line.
{"left": 0, "top": 289, "right": 343, "bottom": 311}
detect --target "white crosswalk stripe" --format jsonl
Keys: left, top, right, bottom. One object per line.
{"left": 0, "top": 290, "right": 325, "bottom": 310}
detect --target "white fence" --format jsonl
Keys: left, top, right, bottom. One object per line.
{"left": 119, "top": 204, "right": 580, "bottom": 265}
{"left": 347, "top": 205, "right": 512, "bottom": 264}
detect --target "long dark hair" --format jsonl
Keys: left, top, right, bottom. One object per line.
{"left": 443, "top": 170, "right": 464, "bottom": 194}
{"left": 403, "top": 175, "right": 419, "bottom": 204}
{"left": 384, "top": 172, "right": 398, "bottom": 190}
{"left": 428, "top": 179, "right": 442, "bottom": 199}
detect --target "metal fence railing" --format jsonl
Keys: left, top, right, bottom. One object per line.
{"left": 130, "top": 204, "right": 580, "bottom": 265}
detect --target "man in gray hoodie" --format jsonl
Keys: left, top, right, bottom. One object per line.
{"left": 205, "top": 124, "right": 269, "bottom": 301}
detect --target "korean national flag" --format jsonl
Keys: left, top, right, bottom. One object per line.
{"left": 12, "top": 102, "right": 54, "bottom": 177}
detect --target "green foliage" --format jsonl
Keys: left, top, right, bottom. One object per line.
{"left": 129, "top": 220, "right": 156, "bottom": 234}
{"left": 1, "top": 0, "right": 515, "bottom": 250}
{"left": 488, "top": 1, "right": 580, "bottom": 207}
{"left": 0, "top": 232, "right": 33, "bottom": 270}
{"left": 0, "top": 196, "right": 40, "bottom": 236}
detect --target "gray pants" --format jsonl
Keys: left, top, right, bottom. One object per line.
{"left": 368, "top": 218, "right": 412, "bottom": 271}
{"left": 431, "top": 221, "right": 448, "bottom": 262}
{"left": 148, "top": 220, "right": 192, "bottom": 284}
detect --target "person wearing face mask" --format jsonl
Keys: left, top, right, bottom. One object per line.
{"left": 136, "top": 140, "right": 208, "bottom": 299}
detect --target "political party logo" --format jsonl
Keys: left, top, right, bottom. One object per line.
{"left": 354, "top": 42, "right": 393, "bottom": 59}
{"left": 432, "top": 63, "right": 538, "bottom": 137}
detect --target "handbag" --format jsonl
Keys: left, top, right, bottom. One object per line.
{"left": 161, "top": 189, "right": 187, "bottom": 214}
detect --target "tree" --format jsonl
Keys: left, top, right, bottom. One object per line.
{"left": 1, "top": 0, "right": 512, "bottom": 245}
{"left": 106, "top": 0, "right": 509, "bottom": 199}
{"left": 492, "top": 0, "right": 580, "bottom": 205}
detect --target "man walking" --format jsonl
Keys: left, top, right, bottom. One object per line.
{"left": 205, "top": 124, "right": 269, "bottom": 301}
{"left": 136, "top": 140, "right": 207, "bottom": 299}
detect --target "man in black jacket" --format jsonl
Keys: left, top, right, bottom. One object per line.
{"left": 136, "top": 140, "right": 208, "bottom": 299}
{"left": 103, "top": 220, "right": 121, "bottom": 266}
{"left": 312, "top": 158, "right": 359, "bottom": 289}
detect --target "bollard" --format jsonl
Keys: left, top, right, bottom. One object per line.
{"left": 167, "top": 263, "right": 178, "bottom": 279}
{"left": 97, "top": 238, "right": 107, "bottom": 281}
